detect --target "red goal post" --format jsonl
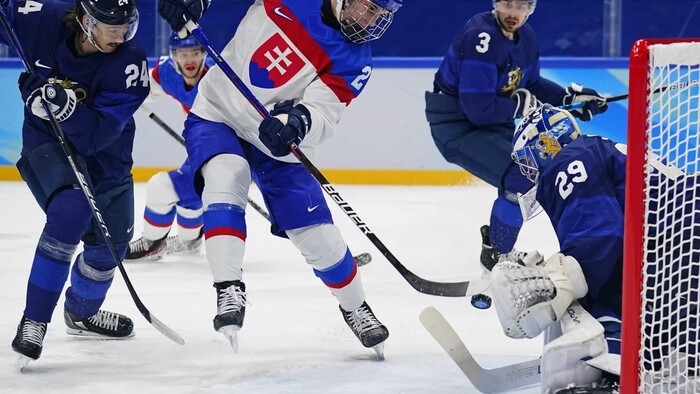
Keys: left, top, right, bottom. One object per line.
{"left": 622, "top": 38, "right": 700, "bottom": 394}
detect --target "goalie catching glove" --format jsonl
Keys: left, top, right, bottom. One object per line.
{"left": 562, "top": 83, "right": 608, "bottom": 121}
{"left": 258, "top": 100, "right": 311, "bottom": 157}
{"left": 19, "top": 72, "right": 77, "bottom": 123}
{"left": 490, "top": 252, "right": 588, "bottom": 339}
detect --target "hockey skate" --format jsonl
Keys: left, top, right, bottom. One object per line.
{"left": 165, "top": 231, "right": 203, "bottom": 256}
{"left": 11, "top": 316, "right": 47, "bottom": 370}
{"left": 353, "top": 252, "right": 372, "bottom": 267}
{"left": 64, "top": 309, "right": 134, "bottom": 338}
{"left": 213, "top": 280, "right": 247, "bottom": 352}
{"left": 340, "top": 301, "right": 389, "bottom": 358}
{"left": 124, "top": 235, "right": 167, "bottom": 261}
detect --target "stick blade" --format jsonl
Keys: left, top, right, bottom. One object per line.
{"left": 146, "top": 313, "right": 185, "bottom": 345}
{"left": 419, "top": 306, "right": 540, "bottom": 393}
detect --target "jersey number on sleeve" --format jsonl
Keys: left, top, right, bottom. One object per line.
{"left": 125, "top": 61, "right": 149, "bottom": 89}
{"left": 18, "top": 0, "right": 43, "bottom": 14}
{"left": 476, "top": 32, "right": 491, "bottom": 54}
{"left": 555, "top": 160, "right": 588, "bottom": 200}
{"left": 351, "top": 66, "right": 372, "bottom": 90}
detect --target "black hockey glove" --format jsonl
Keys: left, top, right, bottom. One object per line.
{"left": 562, "top": 83, "right": 608, "bottom": 121}
{"left": 258, "top": 100, "right": 311, "bottom": 157}
{"left": 19, "top": 72, "right": 76, "bottom": 122}
{"left": 510, "top": 88, "right": 539, "bottom": 119}
{"left": 158, "top": 0, "right": 211, "bottom": 32}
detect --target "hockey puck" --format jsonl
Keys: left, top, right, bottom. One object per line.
{"left": 470, "top": 293, "right": 492, "bottom": 309}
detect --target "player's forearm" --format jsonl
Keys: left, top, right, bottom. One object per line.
{"left": 60, "top": 106, "right": 127, "bottom": 155}
{"left": 459, "top": 92, "right": 516, "bottom": 125}
{"left": 527, "top": 77, "right": 567, "bottom": 105}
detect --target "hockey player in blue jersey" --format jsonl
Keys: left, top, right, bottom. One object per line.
{"left": 125, "top": 32, "right": 215, "bottom": 262}
{"left": 424, "top": 0, "right": 609, "bottom": 269}
{"left": 157, "top": 0, "right": 400, "bottom": 356}
{"left": 487, "top": 104, "right": 700, "bottom": 392}
{"left": 3, "top": 0, "right": 149, "bottom": 365}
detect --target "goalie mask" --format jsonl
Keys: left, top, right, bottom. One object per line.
{"left": 169, "top": 32, "right": 206, "bottom": 78}
{"left": 336, "top": 0, "right": 402, "bottom": 44}
{"left": 512, "top": 104, "right": 580, "bottom": 183}
{"left": 77, "top": 0, "right": 139, "bottom": 53}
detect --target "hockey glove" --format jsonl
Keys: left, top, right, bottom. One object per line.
{"left": 258, "top": 100, "right": 311, "bottom": 157}
{"left": 19, "top": 72, "right": 77, "bottom": 122}
{"left": 158, "top": 0, "right": 211, "bottom": 32}
{"left": 562, "top": 83, "right": 608, "bottom": 121}
{"left": 480, "top": 224, "right": 541, "bottom": 271}
{"left": 510, "top": 88, "right": 539, "bottom": 119}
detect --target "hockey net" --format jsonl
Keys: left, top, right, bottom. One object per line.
{"left": 622, "top": 39, "right": 700, "bottom": 394}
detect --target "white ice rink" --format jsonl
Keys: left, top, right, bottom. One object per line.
{"left": 0, "top": 181, "right": 561, "bottom": 393}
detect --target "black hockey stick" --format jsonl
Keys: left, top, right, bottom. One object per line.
{"left": 562, "top": 79, "right": 700, "bottom": 110}
{"left": 140, "top": 106, "right": 373, "bottom": 267}
{"left": 184, "top": 21, "right": 484, "bottom": 297}
{"left": 0, "top": 9, "right": 183, "bottom": 345}
{"left": 419, "top": 306, "right": 541, "bottom": 393}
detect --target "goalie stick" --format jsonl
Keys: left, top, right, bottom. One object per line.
{"left": 562, "top": 79, "right": 700, "bottom": 111}
{"left": 140, "top": 107, "right": 373, "bottom": 267}
{"left": 419, "top": 306, "right": 540, "bottom": 393}
{"left": 184, "top": 20, "right": 488, "bottom": 297}
{"left": 0, "top": 8, "right": 183, "bottom": 345}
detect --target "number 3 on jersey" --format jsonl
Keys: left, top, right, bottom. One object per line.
{"left": 555, "top": 160, "right": 588, "bottom": 199}
{"left": 125, "top": 61, "right": 149, "bottom": 89}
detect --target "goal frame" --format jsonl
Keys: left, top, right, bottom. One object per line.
{"left": 621, "top": 37, "right": 700, "bottom": 394}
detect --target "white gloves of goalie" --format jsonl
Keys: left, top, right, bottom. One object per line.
{"left": 490, "top": 252, "right": 589, "bottom": 339}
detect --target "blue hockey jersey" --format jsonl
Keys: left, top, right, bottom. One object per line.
{"left": 0, "top": 0, "right": 149, "bottom": 182}
{"left": 151, "top": 56, "right": 216, "bottom": 112}
{"left": 433, "top": 12, "right": 566, "bottom": 129}
{"left": 536, "top": 136, "right": 627, "bottom": 312}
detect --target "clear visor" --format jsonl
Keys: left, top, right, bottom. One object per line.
{"left": 495, "top": 0, "right": 536, "bottom": 16}
{"left": 511, "top": 146, "right": 540, "bottom": 183}
{"left": 340, "top": 0, "right": 396, "bottom": 44}
{"left": 84, "top": 8, "right": 139, "bottom": 43}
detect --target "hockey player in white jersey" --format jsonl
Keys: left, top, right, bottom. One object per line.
{"left": 157, "top": 0, "right": 401, "bottom": 355}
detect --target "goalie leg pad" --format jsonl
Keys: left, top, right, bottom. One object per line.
{"left": 491, "top": 253, "right": 588, "bottom": 339}
{"left": 542, "top": 302, "right": 607, "bottom": 394}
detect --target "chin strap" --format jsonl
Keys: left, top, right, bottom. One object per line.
{"left": 75, "top": 16, "right": 106, "bottom": 53}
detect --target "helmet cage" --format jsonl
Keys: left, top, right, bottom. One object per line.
{"left": 340, "top": 0, "right": 401, "bottom": 44}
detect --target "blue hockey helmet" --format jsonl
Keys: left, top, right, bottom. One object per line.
{"left": 492, "top": 0, "right": 537, "bottom": 16}
{"left": 169, "top": 32, "right": 201, "bottom": 52}
{"left": 339, "top": 0, "right": 403, "bottom": 44}
{"left": 511, "top": 104, "right": 580, "bottom": 183}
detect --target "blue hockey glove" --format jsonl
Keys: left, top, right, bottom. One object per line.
{"left": 510, "top": 88, "right": 539, "bottom": 119}
{"left": 20, "top": 72, "right": 77, "bottom": 122}
{"left": 562, "top": 83, "right": 608, "bottom": 121}
{"left": 158, "top": 0, "right": 211, "bottom": 32}
{"left": 258, "top": 100, "right": 311, "bottom": 157}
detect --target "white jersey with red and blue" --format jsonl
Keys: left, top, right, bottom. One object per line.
{"left": 191, "top": 0, "right": 372, "bottom": 162}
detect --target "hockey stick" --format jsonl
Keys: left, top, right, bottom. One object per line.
{"left": 419, "top": 306, "right": 541, "bottom": 393}
{"left": 562, "top": 79, "right": 700, "bottom": 110}
{"left": 184, "top": 20, "right": 486, "bottom": 297}
{"left": 0, "top": 9, "right": 183, "bottom": 345}
{"left": 139, "top": 106, "right": 373, "bottom": 267}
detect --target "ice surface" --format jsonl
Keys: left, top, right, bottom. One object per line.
{"left": 0, "top": 181, "right": 560, "bottom": 393}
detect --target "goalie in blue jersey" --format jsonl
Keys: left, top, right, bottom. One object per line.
{"left": 488, "top": 104, "right": 700, "bottom": 393}
{"left": 2, "top": 0, "right": 149, "bottom": 366}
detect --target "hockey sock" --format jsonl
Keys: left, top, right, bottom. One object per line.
{"left": 143, "top": 205, "right": 175, "bottom": 240}
{"left": 24, "top": 188, "right": 90, "bottom": 322}
{"left": 64, "top": 243, "right": 125, "bottom": 318}
{"left": 203, "top": 203, "right": 246, "bottom": 282}
{"left": 314, "top": 248, "right": 365, "bottom": 311}
{"left": 176, "top": 204, "right": 203, "bottom": 241}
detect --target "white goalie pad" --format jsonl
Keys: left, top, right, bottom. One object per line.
{"left": 541, "top": 302, "right": 607, "bottom": 394}
{"left": 490, "top": 253, "right": 588, "bottom": 339}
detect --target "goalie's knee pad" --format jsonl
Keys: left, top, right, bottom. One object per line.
{"left": 200, "top": 154, "right": 251, "bottom": 208}
{"left": 542, "top": 302, "right": 607, "bottom": 394}
{"left": 491, "top": 253, "right": 588, "bottom": 339}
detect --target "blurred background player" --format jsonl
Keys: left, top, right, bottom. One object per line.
{"left": 488, "top": 104, "right": 699, "bottom": 393}
{"left": 3, "top": 0, "right": 149, "bottom": 366}
{"left": 424, "top": 0, "right": 608, "bottom": 269}
{"left": 156, "top": 0, "right": 400, "bottom": 355}
{"left": 125, "top": 32, "right": 215, "bottom": 261}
